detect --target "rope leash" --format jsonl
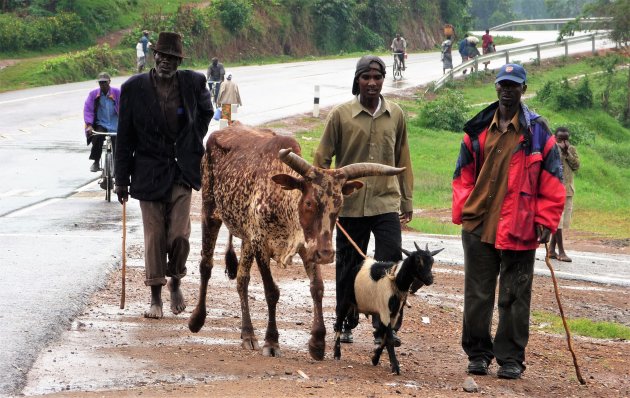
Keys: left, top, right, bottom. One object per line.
{"left": 544, "top": 242, "right": 586, "bottom": 385}
{"left": 335, "top": 221, "right": 367, "bottom": 259}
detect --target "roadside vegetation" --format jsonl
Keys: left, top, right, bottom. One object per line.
{"left": 292, "top": 54, "right": 630, "bottom": 240}
{"left": 532, "top": 310, "right": 630, "bottom": 340}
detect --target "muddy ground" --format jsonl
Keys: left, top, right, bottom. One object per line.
{"left": 22, "top": 188, "right": 630, "bottom": 398}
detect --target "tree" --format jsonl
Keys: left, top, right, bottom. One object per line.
{"left": 470, "top": 0, "right": 515, "bottom": 30}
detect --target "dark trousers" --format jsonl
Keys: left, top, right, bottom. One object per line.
{"left": 139, "top": 184, "right": 192, "bottom": 286}
{"left": 336, "top": 212, "right": 403, "bottom": 332}
{"left": 461, "top": 228, "right": 535, "bottom": 369}
{"left": 89, "top": 125, "right": 116, "bottom": 162}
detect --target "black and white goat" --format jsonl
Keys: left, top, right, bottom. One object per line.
{"left": 333, "top": 242, "right": 443, "bottom": 375}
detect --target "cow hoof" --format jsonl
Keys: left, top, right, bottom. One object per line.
{"left": 188, "top": 308, "right": 206, "bottom": 333}
{"left": 262, "top": 344, "right": 281, "bottom": 357}
{"left": 241, "top": 337, "right": 260, "bottom": 351}
{"left": 308, "top": 337, "right": 325, "bottom": 360}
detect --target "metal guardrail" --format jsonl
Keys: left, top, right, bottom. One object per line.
{"left": 490, "top": 17, "right": 612, "bottom": 31}
{"left": 431, "top": 32, "right": 609, "bottom": 92}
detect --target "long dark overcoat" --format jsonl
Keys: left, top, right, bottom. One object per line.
{"left": 115, "top": 70, "right": 213, "bottom": 201}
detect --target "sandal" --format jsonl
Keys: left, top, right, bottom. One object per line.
{"left": 557, "top": 255, "right": 572, "bottom": 262}
{"left": 548, "top": 252, "right": 558, "bottom": 259}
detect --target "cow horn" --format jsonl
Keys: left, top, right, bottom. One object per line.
{"left": 340, "top": 163, "right": 405, "bottom": 180}
{"left": 279, "top": 148, "right": 313, "bottom": 177}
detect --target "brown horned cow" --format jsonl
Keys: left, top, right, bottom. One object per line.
{"left": 188, "top": 123, "right": 404, "bottom": 360}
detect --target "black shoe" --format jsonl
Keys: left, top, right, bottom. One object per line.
{"left": 497, "top": 363, "right": 522, "bottom": 379}
{"left": 90, "top": 161, "right": 100, "bottom": 172}
{"left": 340, "top": 330, "right": 353, "bottom": 344}
{"left": 467, "top": 358, "right": 489, "bottom": 375}
{"left": 99, "top": 178, "right": 109, "bottom": 190}
{"left": 374, "top": 331, "right": 401, "bottom": 347}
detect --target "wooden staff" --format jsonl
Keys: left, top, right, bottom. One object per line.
{"left": 544, "top": 242, "right": 586, "bottom": 385}
{"left": 120, "top": 200, "right": 127, "bottom": 309}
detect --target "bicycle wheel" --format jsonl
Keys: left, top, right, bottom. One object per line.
{"left": 105, "top": 152, "right": 112, "bottom": 202}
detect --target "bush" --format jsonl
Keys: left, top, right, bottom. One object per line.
{"left": 0, "top": 12, "right": 85, "bottom": 52}
{"left": 413, "top": 89, "right": 469, "bottom": 132}
{"left": 214, "top": 0, "right": 253, "bottom": 34}
{"left": 536, "top": 77, "right": 593, "bottom": 111}
{"left": 39, "top": 44, "right": 134, "bottom": 84}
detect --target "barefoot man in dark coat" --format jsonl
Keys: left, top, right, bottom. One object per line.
{"left": 115, "top": 32, "right": 213, "bottom": 318}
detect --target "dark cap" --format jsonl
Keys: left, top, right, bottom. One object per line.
{"left": 352, "top": 55, "right": 386, "bottom": 95}
{"left": 152, "top": 31, "right": 185, "bottom": 58}
{"left": 97, "top": 72, "right": 111, "bottom": 82}
{"left": 495, "top": 63, "right": 526, "bottom": 84}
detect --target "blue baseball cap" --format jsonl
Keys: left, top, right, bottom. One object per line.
{"left": 495, "top": 63, "right": 526, "bottom": 84}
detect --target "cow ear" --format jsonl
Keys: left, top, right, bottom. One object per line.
{"left": 342, "top": 180, "right": 364, "bottom": 195}
{"left": 272, "top": 174, "right": 303, "bottom": 191}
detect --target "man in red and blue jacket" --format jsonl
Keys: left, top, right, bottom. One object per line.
{"left": 452, "top": 64, "right": 565, "bottom": 380}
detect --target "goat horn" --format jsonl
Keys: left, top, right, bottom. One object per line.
{"left": 430, "top": 248, "right": 444, "bottom": 256}
{"left": 401, "top": 247, "right": 412, "bottom": 257}
{"left": 414, "top": 242, "right": 421, "bottom": 252}
{"left": 279, "top": 148, "right": 313, "bottom": 177}
{"left": 340, "top": 163, "right": 405, "bottom": 180}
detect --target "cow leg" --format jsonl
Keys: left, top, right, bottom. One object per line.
{"left": 188, "top": 215, "right": 221, "bottom": 333}
{"left": 255, "top": 249, "right": 281, "bottom": 357}
{"left": 301, "top": 250, "right": 326, "bottom": 361}
{"left": 236, "top": 241, "right": 258, "bottom": 351}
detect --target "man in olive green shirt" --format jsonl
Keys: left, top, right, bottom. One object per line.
{"left": 314, "top": 55, "right": 414, "bottom": 345}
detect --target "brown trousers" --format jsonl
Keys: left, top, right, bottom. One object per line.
{"left": 139, "top": 184, "right": 192, "bottom": 286}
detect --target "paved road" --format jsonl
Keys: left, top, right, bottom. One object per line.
{"left": 0, "top": 29, "right": 624, "bottom": 396}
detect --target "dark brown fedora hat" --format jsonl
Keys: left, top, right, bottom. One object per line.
{"left": 152, "top": 31, "right": 186, "bottom": 58}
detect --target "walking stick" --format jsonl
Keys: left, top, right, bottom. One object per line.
{"left": 120, "top": 200, "right": 127, "bottom": 309}
{"left": 544, "top": 242, "right": 586, "bottom": 385}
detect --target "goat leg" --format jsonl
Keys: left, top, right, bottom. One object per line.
{"left": 385, "top": 327, "right": 400, "bottom": 375}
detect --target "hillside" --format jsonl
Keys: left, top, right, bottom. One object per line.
{"left": 0, "top": 0, "right": 469, "bottom": 90}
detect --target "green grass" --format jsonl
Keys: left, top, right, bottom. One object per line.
{"left": 532, "top": 311, "right": 630, "bottom": 340}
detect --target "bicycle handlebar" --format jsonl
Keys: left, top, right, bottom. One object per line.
{"left": 91, "top": 131, "right": 117, "bottom": 136}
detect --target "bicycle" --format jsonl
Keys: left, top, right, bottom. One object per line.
{"left": 91, "top": 131, "right": 117, "bottom": 202}
{"left": 392, "top": 52, "right": 404, "bottom": 81}
{"left": 207, "top": 80, "right": 221, "bottom": 107}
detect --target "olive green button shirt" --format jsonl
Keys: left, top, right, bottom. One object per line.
{"left": 314, "top": 96, "right": 413, "bottom": 217}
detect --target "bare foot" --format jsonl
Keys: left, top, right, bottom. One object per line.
{"left": 144, "top": 302, "right": 163, "bottom": 319}
{"left": 168, "top": 278, "right": 186, "bottom": 315}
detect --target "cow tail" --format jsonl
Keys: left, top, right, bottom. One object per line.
{"left": 225, "top": 233, "right": 238, "bottom": 279}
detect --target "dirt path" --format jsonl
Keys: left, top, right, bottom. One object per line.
{"left": 22, "top": 191, "right": 630, "bottom": 397}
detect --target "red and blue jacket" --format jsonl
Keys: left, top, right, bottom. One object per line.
{"left": 452, "top": 101, "right": 565, "bottom": 250}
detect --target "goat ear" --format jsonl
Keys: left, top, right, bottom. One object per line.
{"left": 401, "top": 248, "right": 411, "bottom": 257}
{"left": 342, "top": 180, "right": 364, "bottom": 196}
{"left": 430, "top": 248, "right": 444, "bottom": 257}
{"left": 271, "top": 174, "right": 303, "bottom": 191}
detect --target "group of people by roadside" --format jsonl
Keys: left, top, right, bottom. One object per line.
{"left": 442, "top": 28, "right": 496, "bottom": 75}
{"left": 81, "top": 29, "right": 579, "bottom": 382}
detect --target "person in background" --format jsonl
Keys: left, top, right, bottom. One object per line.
{"left": 83, "top": 72, "right": 120, "bottom": 173}
{"left": 140, "top": 30, "right": 151, "bottom": 68}
{"left": 314, "top": 55, "right": 414, "bottom": 346}
{"left": 390, "top": 33, "right": 407, "bottom": 70}
{"left": 216, "top": 73, "right": 242, "bottom": 125}
{"left": 549, "top": 126, "right": 580, "bottom": 262}
{"left": 441, "top": 35, "right": 454, "bottom": 74}
{"left": 452, "top": 63, "right": 565, "bottom": 380}
{"left": 115, "top": 32, "right": 213, "bottom": 320}
{"left": 459, "top": 33, "right": 470, "bottom": 74}
{"left": 206, "top": 57, "right": 225, "bottom": 105}
{"left": 481, "top": 29, "right": 495, "bottom": 71}
{"left": 136, "top": 35, "right": 152, "bottom": 73}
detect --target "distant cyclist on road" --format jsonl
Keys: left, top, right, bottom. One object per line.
{"left": 83, "top": 72, "right": 120, "bottom": 173}
{"left": 390, "top": 33, "right": 407, "bottom": 70}
{"left": 206, "top": 57, "right": 225, "bottom": 105}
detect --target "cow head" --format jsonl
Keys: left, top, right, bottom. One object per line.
{"left": 272, "top": 149, "right": 405, "bottom": 265}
